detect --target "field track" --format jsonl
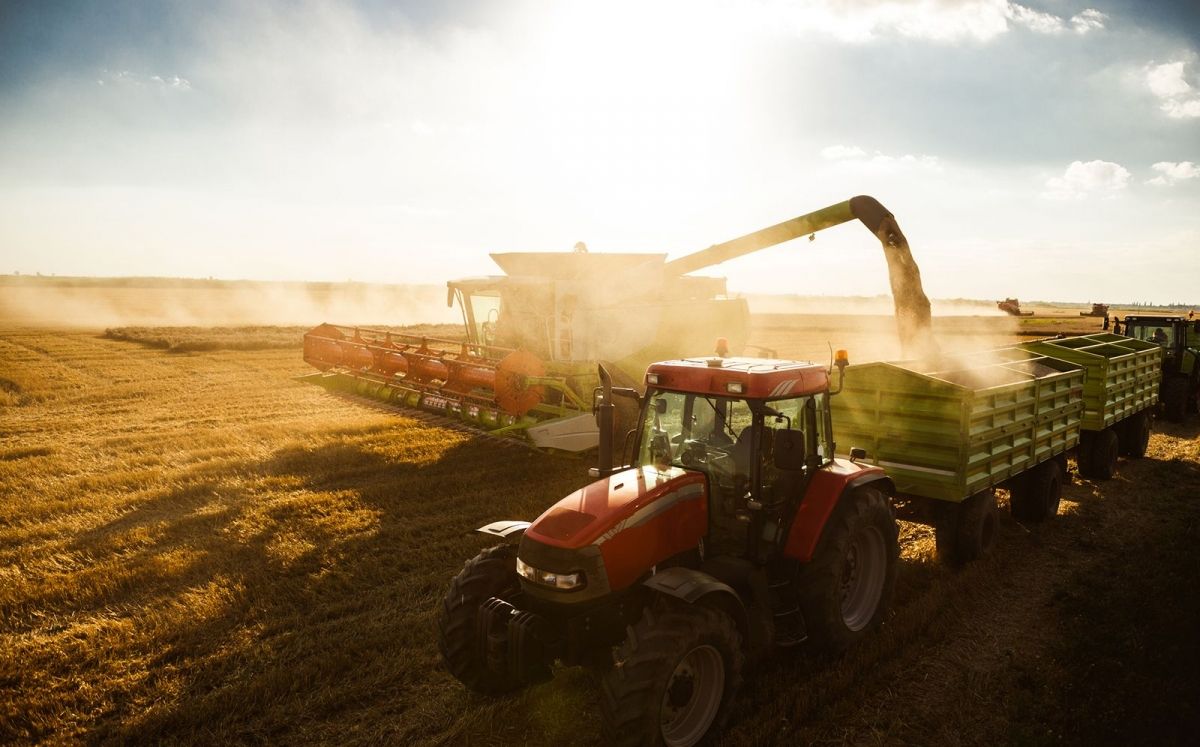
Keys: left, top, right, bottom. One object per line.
{"left": 2, "top": 325, "right": 1197, "bottom": 744}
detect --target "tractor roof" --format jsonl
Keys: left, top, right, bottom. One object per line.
{"left": 645, "top": 357, "right": 829, "bottom": 399}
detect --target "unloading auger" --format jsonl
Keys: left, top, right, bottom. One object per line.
{"left": 301, "top": 196, "right": 937, "bottom": 450}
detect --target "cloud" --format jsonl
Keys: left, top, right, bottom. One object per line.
{"left": 1070, "top": 8, "right": 1107, "bottom": 34}
{"left": 98, "top": 69, "right": 191, "bottom": 90}
{"left": 1042, "top": 160, "right": 1130, "bottom": 200}
{"left": 820, "top": 144, "right": 867, "bottom": 159}
{"left": 774, "top": 1, "right": 1105, "bottom": 44}
{"left": 1146, "top": 161, "right": 1200, "bottom": 186}
{"left": 1145, "top": 61, "right": 1200, "bottom": 119}
{"left": 820, "top": 144, "right": 941, "bottom": 172}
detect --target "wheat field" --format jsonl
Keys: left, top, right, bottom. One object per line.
{"left": 2, "top": 317, "right": 1197, "bottom": 744}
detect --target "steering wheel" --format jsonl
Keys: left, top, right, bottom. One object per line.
{"left": 680, "top": 439, "right": 708, "bottom": 469}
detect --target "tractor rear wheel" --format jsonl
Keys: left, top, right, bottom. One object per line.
{"left": 437, "top": 543, "right": 523, "bottom": 694}
{"left": 1009, "top": 460, "right": 1062, "bottom": 523}
{"left": 796, "top": 487, "right": 899, "bottom": 655}
{"left": 1117, "top": 410, "right": 1151, "bottom": 458}
{"left": 1079, "top": 428, "right": 1119, "bottom": 480}
{"left": 1162, "top": 376, "right": 1189, "bottom": 423}
{"left": 936, "top": 489, "right": 998, "bottom": 565}
{"left": 602, "top": 599, "right": 743, "bottom": 747}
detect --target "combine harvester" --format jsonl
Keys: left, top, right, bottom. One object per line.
{"left": 302, "top": 196, "right": 934, "bottom": 451}
{"left": 997, "top": 297, "right": 1034, "bottom": 316}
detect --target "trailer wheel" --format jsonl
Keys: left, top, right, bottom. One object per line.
{"left": 437, "top": 544, "right": 523, "bottom": 694}
{"left": 1009, "top": 460, "right": 1062, "bottom": 523}
{"left": 602, "top": 599, "right": 743, "bottom": 747}
{"left": 1117, "top": 411, "right": 1151, "bottom": 458}
{"left": 1162, "top": 376, "right": 1188, "bottom": 423}
{"left": 795, "top": 487, "right": 899, "bottom": 655}
{"left": 936, "top": 489, "right": 997, "bottom": 565}
{"left": 1079, "top": 428, "right": 1119, "bottom": 480}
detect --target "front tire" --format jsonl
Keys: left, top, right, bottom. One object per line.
{"left": 796, "top": 487, "right": 899, "bottom": 655}
{"left": 437, "top": 544, "right": 523, "bottom": 694}
{"left": 601, "top": 600, "right": 743, "bottom": 747}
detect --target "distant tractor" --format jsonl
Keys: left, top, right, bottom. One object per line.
{"left": 1080, "top": 303, "right": 1109, "bottom": 318}
{"left": 997, "top": 298, "right": 1033, "bottom": 316}
{"left": 1117, "top": 315, "right": 1200, "bottom": 421}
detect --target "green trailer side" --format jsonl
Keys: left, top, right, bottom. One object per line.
{"left": 831, "top": 348, "right": 1084, "bottom": 503}
{"left": 1019, "top": 334, "right": 1161, "bottom": 431}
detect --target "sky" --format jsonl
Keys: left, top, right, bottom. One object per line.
{"left": 0, "top": 0, "right": 1198, "bottom": 304}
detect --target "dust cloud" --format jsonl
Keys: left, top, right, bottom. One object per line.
{"left": 749, "top": 312, "right": 1021, "bottom": 366}
{"left": 0, "top": 278, "right": 459, "bottom": 329}
{"left": 743, "top": 294, "right": 1006, "bottom": 317}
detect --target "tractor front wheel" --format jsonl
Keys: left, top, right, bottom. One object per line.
{"left": 437, "top": 543, "right": 524, "bottom": 694}
{"left": 796, "top": 487, "right": 899, "bottom": 656}
{"left": 601, "top": 600, "right": 743, "bottom": 747}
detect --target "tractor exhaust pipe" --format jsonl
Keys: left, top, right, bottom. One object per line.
{"left": 594, "top": 364, "right": 615, "bottom": 478}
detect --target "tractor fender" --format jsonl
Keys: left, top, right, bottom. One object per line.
{"left": 643, "top": 567, "right": 749, "bottom": 643}
{"left": 782, "top": 459, "right": 892, "bottom": 563}
{"left": 475, "top": 520, "right": 531, "bottom": 540}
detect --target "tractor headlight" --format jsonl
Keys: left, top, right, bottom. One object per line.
{"left": 516, "top": 556, "right": 585, "bottom": 591}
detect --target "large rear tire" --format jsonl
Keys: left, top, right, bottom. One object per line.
{"left": 437, "top": 544, "right": 524, "bottom": 694}
{"left": 1117, "top": 410, "right": 1151, "bottom": 458}
{"left": 795, "top": 487, "right": 899, "bottom": 655}
{"left": 1010, "top": 460, "right": 1063, "bottom": 523}
{"left": 602, "top": 600, "right": 743, "bottom": 747}
{"left": 936, "top": 489, "right": 998, "bottom": 565}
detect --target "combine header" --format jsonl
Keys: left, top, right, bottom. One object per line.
{"left": 303, "top": 196, "right": 935, "bottom": 451}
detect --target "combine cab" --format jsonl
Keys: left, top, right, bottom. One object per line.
{"left": 997, "top": 297, "right": 1033, "bottom": 316}
{"left": 303, "top": 196, "right": 936, "bottom": 451}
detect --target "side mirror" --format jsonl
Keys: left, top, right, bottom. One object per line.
{"left": 653, "top": 398, "right": 668, "bottom": 415}
{"left": 849, "top": 446, "right": 867, "bottom": 463}
{"left": 773, "top": 430, "right": 806, "bottom": 471}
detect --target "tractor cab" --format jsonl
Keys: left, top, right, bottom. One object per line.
{"left": 1120, "top": 316, "right": 1200, "bottom": 373}
{"left": 1119, "top": 315, "right": 1200, "bottom": 421}
{"left": 629, "top": 357, "right": 837, "bottom": 555}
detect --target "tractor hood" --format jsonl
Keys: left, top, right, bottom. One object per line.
{"left": 521, "top": 466, "right": 709, "bottom": 593}
{"left": 524, "top": 466, "right": 705, "bottom": 549}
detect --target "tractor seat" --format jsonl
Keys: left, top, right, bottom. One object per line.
{"left": 733, "top": 426, "right": 773, "bottom": 477}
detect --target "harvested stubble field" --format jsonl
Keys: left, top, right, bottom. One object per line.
{"left": 1, "top": 315, "right": 1197, "bottom": 745}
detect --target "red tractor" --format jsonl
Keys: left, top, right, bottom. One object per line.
{"left": 438, "top": 352, "right": 899, "bottom": 745}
